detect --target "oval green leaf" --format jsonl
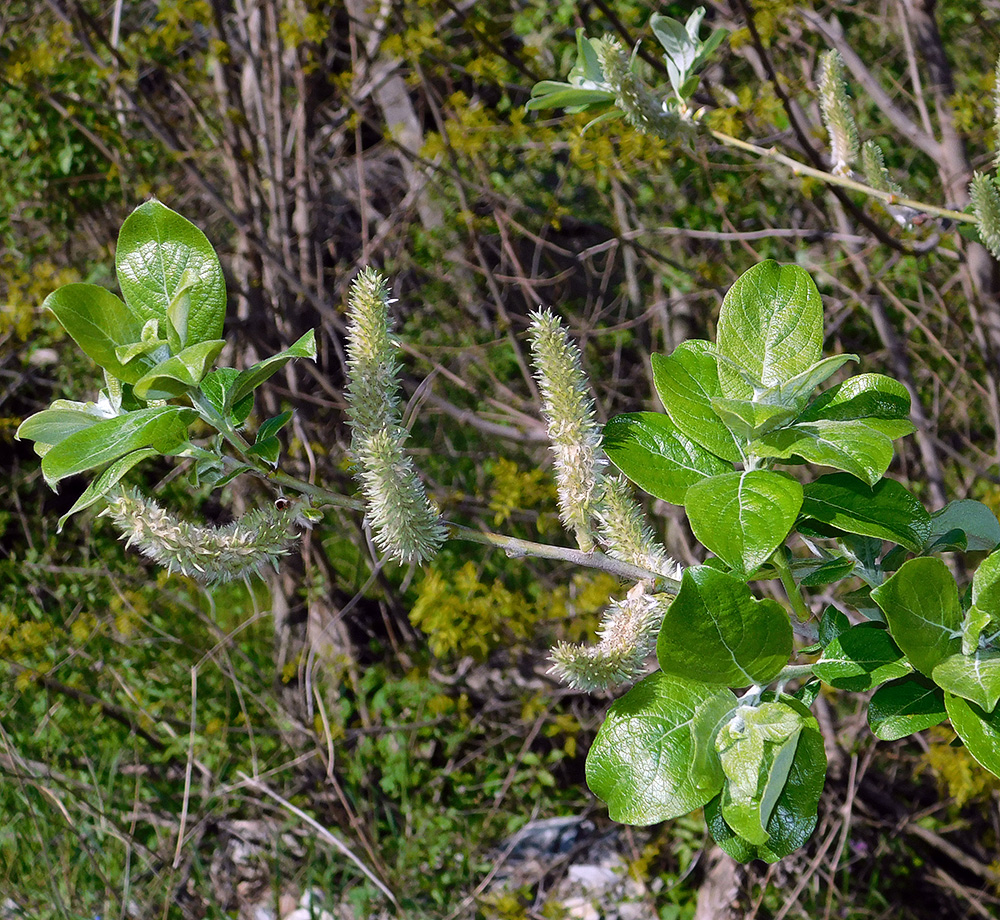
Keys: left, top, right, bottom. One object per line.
{"left": 116, "top": 200, "right": 226, "bottom": 347}
{"left": 867, "top": 674, "right": 946, "bottom": 741}
{"left": 651, "top": 342, "right": 742, "bottom": 462}
{"left": 945, "top": 693, "right": 1000, "bottom": 779}
{"left": 685, "top": 470, "right": 803, "bottom": 575}
{"left": 800, "top": 473, "right": 931, "bottom": 552}
{"left": 871, "top": 557, "right": 962, "bottom": 676}
{"left": 586, "top": 672, "right": 736, "bottom": 825}
{"left": 811, "top": 623, "right": 911, "bottom": 691}
{"left": 44, "top": 283, "right": 151, "bottom": 383}
{"left": 656, "top": 565, "right": 793, "bottom": 687}
{"left": 603, "top": 411, "right": 730, "bottom": 504}
{"left": 716, "top": 261, "right": 823, "bottom": 396}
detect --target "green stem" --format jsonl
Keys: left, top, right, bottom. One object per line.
{"left": 263, "top": 468, "right": 681, "bottom": 587}
{"left": 706, "top": 127, "right": 973, "bottom": 225}
{"left": 773, "top": 663, "right": 815, "bottom": 684}
{"left": 772, "top": 548, "right": 812, "bottom": 623}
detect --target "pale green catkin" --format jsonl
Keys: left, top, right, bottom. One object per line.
{"left": 861, "top": 140, "right": 901, "bottom": 196}
{"left": 550, "top": 584, "right": 670, "bottom": 691}
{"left": 528, "top": 309, "right": 604, "bottom": 552}
{"left": 102, "top": 488, "right": 300, "bottom": 584}
{"left": 595, "top": 37, "right": 683, "bottom": 140}
{"left": 595, "top": 474, "right": 682, "bottom": 579}
{"left": 971, "top": 173, "right": 1000, "bottom": 262}
{"left": 818, "top": 50, "right": 858, "bottom": 176}
{"left": 345, "top": 269, "right": 445, "bottom": 564}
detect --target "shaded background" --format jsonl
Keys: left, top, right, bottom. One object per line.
{"left": 3, "top": 0, "right": 1000, "bottom": 916}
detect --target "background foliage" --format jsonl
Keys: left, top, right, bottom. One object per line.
{"left": 4, "top": 0, "right": 1000, "bottom": 916}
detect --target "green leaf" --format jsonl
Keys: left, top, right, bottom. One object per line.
{"left": 603, "top": 412, "right": 730, "bottom": 504}
{"left": 798, "top": 373, "right": 914, "bottom": 439}
{"left": 685, "top": 470, "right": 803, "bottom": 575}
{"left": 974, "top": 550, "right": 1000, "bottom": 614}
{"left": 200, "top": 367, "right": 254, "bottom": 425}
{"left": 752, "top": 419, "right": 894, "bottom": 487}
{"left": 930, "top": 500, "right": 1000, "bottom": 553}
{"left": 871, "top": 557, "right": 962, "bottom": 676}
{"left": 932, "top": 651, "right": 1000, "bottom": 712}
{"left": 133, "top": 339, "right": 226, "bottom": 400}
{"left": 709, "top": 396, "right": 799, "bottom": 441}
{"left": 716, "top": 701, "right": 806, "bottom": 845}
{"left": 247, "top": 437, "right": 281, "bottom": 467}
{"left": 769, "top": 435, "right": 881, "bottom": 495}
{"left": 799, "top": 556, "right": 855, "bottom": 587}
{"left": 811, "top": 623, "right": 911, "bottom": 691}
{"left": 40, "top": 406, "right": 195, "bottom": 488}
{"left": 963, "top": 605, "right": 993, "bottom": 656}
{"left": 800, "top": 473, "right": 931, "bottom": 552}
{"left": 256, "top": 410, "right": 293, "bottom": 444}
{"left": 585, "top": 672, "right": 736, "bottom": 824}
{"left": 867, "top": 674, "right": 947, "bottom": 741}
{"left": 651, "top": 343, "right": 742, "bottom": 461}
{"left": 775, "top": 354, "right": 857, "bottom": 408}
{"left": 57, "top": 447, "right": 159, "bottom": 530}
{"left": 525, "top": 83, "right": 616, "bottom": 111}
{"left": 706, "top": 715, "right": 826, "bottom": 862}
{"left": 44, "top": 283, "right": 150, "bottom": 384}
{"left": 116, "top": 199, "right": 226, "bottom": 347}
{"left": 16, "top": 404, "right": 109, "bottom": 456}
{"left": 656, "top": 565, "right": 793, "bottom": 687}
{"left": 945, "top": 693, "right": 1000, "bottom": 779}
{"left": 228, "top": 329, "right": 317, "bottom": 408}
{"left": 716, "top": 261, "right": 824, "bottom": 397}
{"left": 819, "top": 605, "right": 851, "bottom": 646}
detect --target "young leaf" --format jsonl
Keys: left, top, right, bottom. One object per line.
{"left": 603, "top": 412, "right": 730, "bottom": 504}
{"left": 751, "top": 419, "right": 894, "bottom": 486}
{"left": 811, "top": 623, "right": 911, "bottom": 691}
{"left": 132, "top": 339, "right": 226, "bottom": 400}
{"left": 40, "top": 406, "right": 195, "bottom": 488}
{"left": 716, "top": 261, "right": 824, "bottom": 397}
{"left": 228, "top": 329, "right": 317, "bottom": 408}
{"left": 930, "top": 500, "right": 1000, "bottom": 554}
{"left": 200, "top": 367, "right": 254, "bottom": 425}
{"left": 945, "top": 693, "right": 1000, "bottom": 779}
{"left": 656, "top": 565, "right": 793, "bottom": 687}
{"left": 57, "top": 447, "right": 160, "bottom": 530}
{"left": 709, "top": 396, "right": 799, "bottom": 441}
{"left": 800, "top": 473, "right": 931, "bottom": 552}
{"left": 871, "top": 557, "right": 962, "bottom": 676}
{"left": 585, "top": 672, "right": 736, "bottom": 824}
{"left": 932, "top": 651, "right": 1000, "bottom": 713}
{"left": 526, "top": 32, "right": 616, "bottom": 113}
{"left": 116, "top": 200, "right": 226, "bottom": 347}
{"left": 819, "top": 605, "right": 851, "bottom": 647}
{"left": 706, "top": 716, "right": 826, "bottom": 862}
{"left": 867, "top": 674, "right": 947, "bottom": 741}
{"left": 44, "top": 283, "right": 150, "bottom": 384}
{"left": 715, "top": 701, "right": 806, "bottom": 845}
{"left": 685, "top": 470, "right": 803, "bottom": 575}
{"left": 651, "top": 343, "right": 742, "bottom": 462}
{"left": 16, "top": 404, "right": 109, "bottom": 457}
{"left": 775, "top": 354, "right": 857, "bottom": 409}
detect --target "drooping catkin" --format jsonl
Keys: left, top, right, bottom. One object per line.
{"left": 550, "top": 583, "right": 669, "bottom": 691}
{"left": 861, "top": 140, "right": 901, "bottom": 196}
{"left": 818, "top": 51, "right": 858, "bottom": 177}
{"left": 528, "top": 309, "right": 604, "bottom": 551}
{"left": 595, "top": 474, "right": 682, "bottom": 580}
{"left": 102, "top": 487, "right": 300, "bottom": 584}
{"left": 345, "top": 269, "right": 445, "bottom": 564}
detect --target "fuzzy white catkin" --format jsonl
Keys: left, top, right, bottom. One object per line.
{"left": 345, "top": 269, "right": 445, "bottom": 564}
{"left": 528, "top": 309, "right": 604, "bottom": 552}
{"left": 818, "top": 51, "right": 858, "bottom": 177}
{"left": 595, "top": 474, "right": 682, "bottom": 580}
{"left": 550, "top": 584, "right": 670, "bottom": 691}
{"left": 102, "top": 487, "right": 300, "bottom": 584}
